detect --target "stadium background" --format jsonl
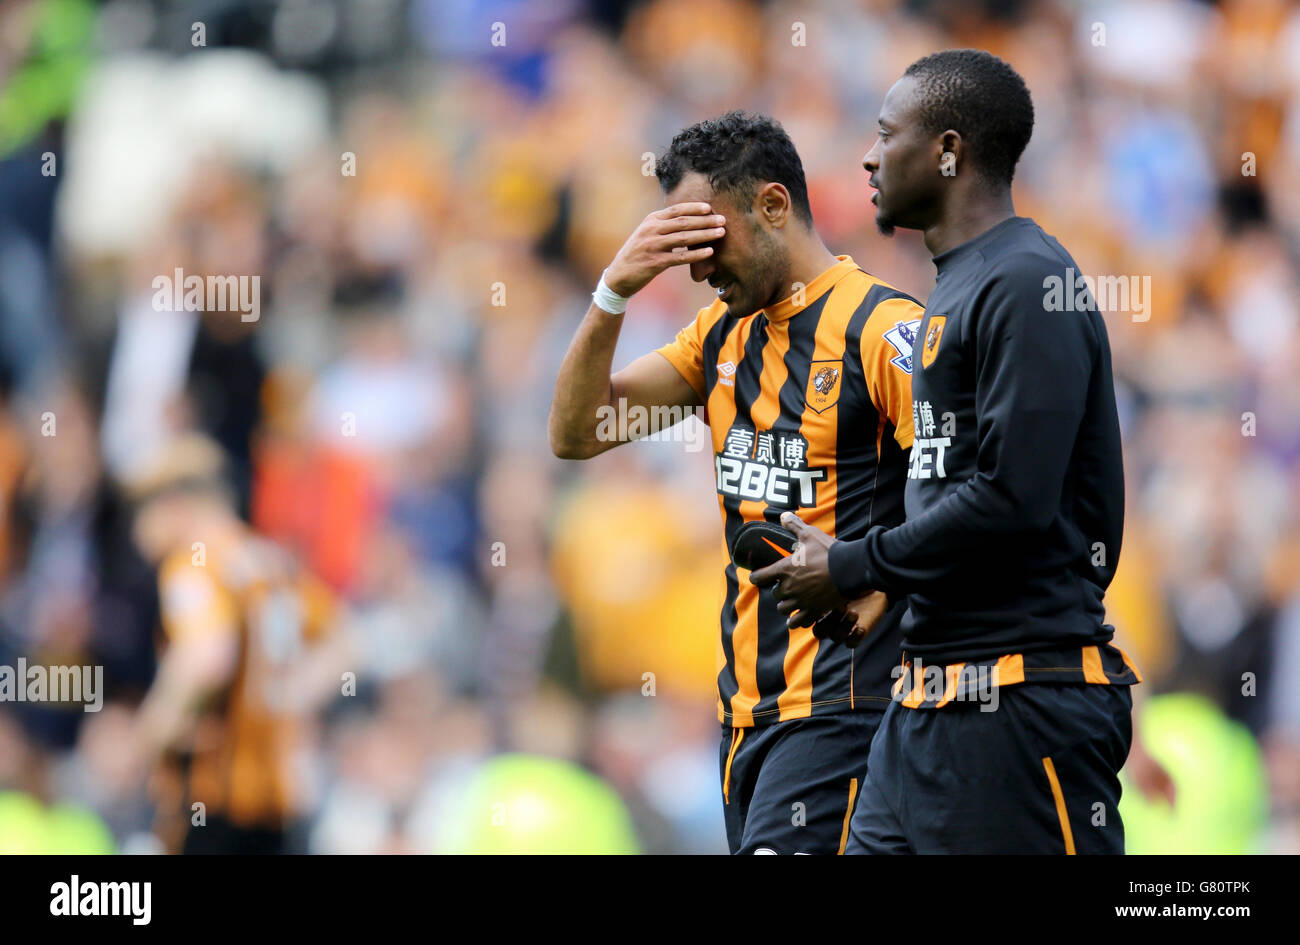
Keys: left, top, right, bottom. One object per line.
{"left": 0, "top": 0, "right": 1296, "bottom": 853}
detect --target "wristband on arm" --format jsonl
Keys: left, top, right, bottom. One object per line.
{"left": 592, "top": 270, "right": 629, "bottom": 315}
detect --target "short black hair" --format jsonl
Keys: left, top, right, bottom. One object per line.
{"left": 656, "top": 111, "right": 813, "bottom": 224}
{"left": 903, "top": 49, "right": 1034, "bottom": 186}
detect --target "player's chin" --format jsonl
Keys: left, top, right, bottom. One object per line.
{"left": 874, "top": 208, "right": 897, "bottom": 238}
{"left": 724, "top": 294, "right": 759, "bottom": 319}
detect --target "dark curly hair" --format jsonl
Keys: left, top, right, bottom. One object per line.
{"left": 903, "top": 49, "right": 1034, "bottom": 186}
{"left": 655, "top": 111, "right": 813, "bottom": 225}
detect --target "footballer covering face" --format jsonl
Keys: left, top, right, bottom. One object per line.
{"left": 549, "top": 112, "right": 924, "bottom": 854}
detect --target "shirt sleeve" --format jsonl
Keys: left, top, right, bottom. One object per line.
{"left": 829, "top": 254, "right": 1097, "bottom": 599}
{"left": 862, "top": 296, "right": 923, "bottom": 450}
{"left": 655, "top": 305, "right": 718, "bottom": 401}
{"left": 158, "top": 553, "right": 239, "bottom": 642}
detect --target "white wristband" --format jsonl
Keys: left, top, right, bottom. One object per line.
{"left": 592, "top": 269, "right": 629, "bottom": 315}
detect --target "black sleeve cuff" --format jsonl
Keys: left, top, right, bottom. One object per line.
{"left": 829, "top": 532, "right": 876, "bottom": 599}
{"left": 832, "top": 525, "right": 894, "bottom": 597}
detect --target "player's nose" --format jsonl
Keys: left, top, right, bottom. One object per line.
{"left": 689, "top": 259, "right": 715, "bottom": 283}
{"left": 863, "top": 143, "right": 880, "bottom": 174}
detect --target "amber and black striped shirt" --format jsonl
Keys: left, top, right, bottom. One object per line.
{"left": 158, "top": 530, "right": 334, "bottom": 828}
{"left": 658, "top": 255, "right": 924, "bottom": 727}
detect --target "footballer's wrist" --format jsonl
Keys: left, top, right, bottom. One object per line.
{"left": 829, "top": 526, "right": 893, "bottom": 601}
{"left": 828, "top": 537, "right": 873, "bottom": 600}
{"left": 593, "top": 269, "right": 631, "bottom": 314}
{"left": 601, "top": 267, "right": 643, "bottom": 302}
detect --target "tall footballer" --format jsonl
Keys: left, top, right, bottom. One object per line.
{"left": 754, "top": 51, "right": 1141, "bottom": 854}
{"left": 550, "top": 113, "right": 924, "bottom": 854}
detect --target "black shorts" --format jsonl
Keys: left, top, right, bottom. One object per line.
{"left": 847, "top": 683, "right": 1133, "bottom": 854}
{"left": 720, "top": 709, "right": 884, "bottom": 855}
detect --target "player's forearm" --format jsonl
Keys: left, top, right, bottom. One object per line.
{"left": 551, "top": 203, "right": 721, "bottom": 459}
{"left": 828, "top": 483, "right": 1018, "bottom": 599}
{"left": 829, "top": 407, "right": 1081, "bottom": 597}
{"left": 134, "top": 637, "right": 237, "bottom": 763}
{"left": 134, "top": 674, "right": 205, "bottom": 762}
{"left": 549, "top": 301, "right": 624, "bottom": 459}
{"left": 283, "top": 625, "right": 358, "bottom": 712}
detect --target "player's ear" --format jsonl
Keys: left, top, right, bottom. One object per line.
{"left": 938, "top": 130, "right": 963, "bottom": 178}
{"left": 756, "top": 182, "right": 792, "bottom": 228}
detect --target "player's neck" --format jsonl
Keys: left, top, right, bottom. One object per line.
{"left": 784, "top": 235, "right": 841, "bottom": 295}
{"left": 923, "top": 189, "right": 1016, "bottom": 258}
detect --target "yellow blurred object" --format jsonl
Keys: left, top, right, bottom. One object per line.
{"left": 0, "top": 791, "right": 114, "bottom": 854}
{"left": 1104, "top": 523, "right": 1175, "bottom": 683}
{"left": 551, "top": 477, "right": 718, "bottom": 697}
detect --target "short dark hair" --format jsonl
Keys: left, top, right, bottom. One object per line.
{"left": 655, "top": 111, "right": 813, "bottom": 224}
{"left": 903, "top": 49, "right": 1034, "bottom": 186}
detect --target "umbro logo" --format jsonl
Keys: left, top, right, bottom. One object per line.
{"left": 717, "top": 360, "right": 736, "bottom": 386}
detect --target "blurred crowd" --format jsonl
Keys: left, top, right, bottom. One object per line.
{"left": 0, "top": 0, "right": 1297, "bottom": 853}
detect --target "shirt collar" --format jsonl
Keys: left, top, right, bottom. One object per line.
{"left": 761, "top": 255, "right": 858, "bottom": 322}
{"left": 932, "top": 216, "right": 1030, "bottom": 276}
